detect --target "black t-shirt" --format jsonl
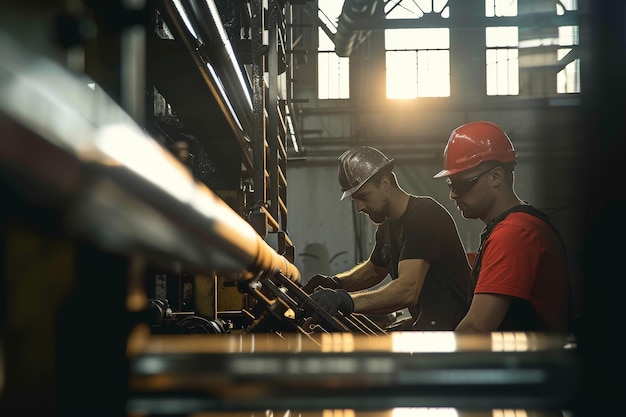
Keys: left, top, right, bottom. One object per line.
{"left": 370, "top": 196, "right": 472, "bottom": 330}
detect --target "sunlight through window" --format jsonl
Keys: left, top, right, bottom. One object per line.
{"left": 485, "top": 0, "right": 517, "bottom": 17}
{"left": 486, "top": 26, "right": 519, "bottom": 96}
{"left": 386, "top": 28, "right": 450, "bottom": 99}
{"left": 318, "top": 0, "right": 349, "bottom": 99}
{"left": 385, "top": 0, "right": 450, "bottom": 18}
{"left": 556, "top": 0, "right": 580, "bottom": 93}
{"left": 317, "top": 0, "right": 579, "bottom": 100}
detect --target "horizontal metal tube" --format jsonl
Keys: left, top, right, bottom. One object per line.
{"left": 335, "top": 0, "right": 379, "bottom": 57}
{"left": 0, "top": 31, "right": 299, "bottom": 282}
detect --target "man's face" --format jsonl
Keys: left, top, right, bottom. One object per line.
{"left": 446, "top": 166, "right": 495, "bottom": 219}
{"left": 351, "top": 181, "right": 390, "bottom": 225}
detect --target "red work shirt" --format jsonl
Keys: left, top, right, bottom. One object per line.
{"left": 475, "top": 212, "right": 570, "bottom": 332}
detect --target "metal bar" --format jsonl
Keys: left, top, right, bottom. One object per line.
{"left": 127, "top": 332, "right": 581, "bottom": 413}
{"left": 0, "top": 32, "right": 300, "bottom": 283}
{"left": 158, "top": 0, "right": 254, "bottom": 174}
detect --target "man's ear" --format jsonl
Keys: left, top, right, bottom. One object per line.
{"left": 381, "top": 174, "right": 391, "bottom": 190}
{"left": 490, "top": 166, "right": 504, "bottom": 186}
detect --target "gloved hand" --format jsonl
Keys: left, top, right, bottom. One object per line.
{"left": 306, "top": 287, "right": 354, "bottom": 317}
{"left": 301, "top": 274, "right": 342, "bottom": 294}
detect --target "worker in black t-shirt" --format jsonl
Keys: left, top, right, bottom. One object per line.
{"left": 303, "top": 146, "right": 472, "bottom": 330}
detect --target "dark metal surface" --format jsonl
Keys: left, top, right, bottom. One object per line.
{"left": 127, "top": 331, "right": 580, "bottom": 414}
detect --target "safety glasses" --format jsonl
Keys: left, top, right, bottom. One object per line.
{"left": 446, "top": 168, "right": 493, "bottom": 195}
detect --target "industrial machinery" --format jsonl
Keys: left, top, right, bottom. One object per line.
{"left": 126, "top": 331, "right": 580, "bottom": 415}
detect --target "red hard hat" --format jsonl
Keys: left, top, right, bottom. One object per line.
{"left": 433, "top": 121, "right": 517, "bottom": 178}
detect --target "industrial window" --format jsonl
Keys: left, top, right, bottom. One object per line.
{"left": 385, "top": 1, "right": 450, "bottom": 99}
{"left": 557, "top": 0, "right": 580, "bottom": 93}
{"left": 486, "top": 0, "right": 580, "bottom": 96}
{"left": 317, "top": 0, "right": 349, "bottom": 99}
{"left": 486, "top": 0, "right": 519, "bottom": 96}
{"left": 385, "top": 28, "right": 450, "bottom": 99}
{"left": 557, "top": 25, "right": 579, "bottom": 93}
{"left": 317, "top": 0, "right": 578, "bottom": 100}
{"left": 318, "top": 28, "right": 349, "bottom": 99}
{"left": 486, "top": 26, "right": 519, "bottom": 96}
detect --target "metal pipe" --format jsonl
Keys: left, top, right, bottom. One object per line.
{"left": 335, "top": 0, "right": 380, "bottom": 57}
{"left": 159, "top": 0, "right": 254, "bottom": 173}
{"left": 0, "top": 32, "right": 300, "bottom": 283}
{"left": 166, "top": 0, "right": 254, "bottom": 135}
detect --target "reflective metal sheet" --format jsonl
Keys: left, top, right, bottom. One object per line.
{"left": 128, "top": 332, "right": 579, "bottom": 413}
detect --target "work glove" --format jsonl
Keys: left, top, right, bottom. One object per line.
{"left": 301, "top": 274, "right": 342, "bottom": 294}
{"left": 306, "top": 287, "right": 354, "bottom": 317}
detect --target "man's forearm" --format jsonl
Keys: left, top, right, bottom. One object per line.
{"left": 336, "top": 261, "right": 384, "bottom": 291}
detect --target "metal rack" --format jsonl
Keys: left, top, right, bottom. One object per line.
{"left": 249, "top": 0, "right": 294, "bottom": 254}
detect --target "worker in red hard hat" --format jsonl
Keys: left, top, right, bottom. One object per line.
{"left": 434, "top": 121, "right": 573, "bottom": 333}
{"left": 303, "top": 146, "right": 473, "bottom": 330}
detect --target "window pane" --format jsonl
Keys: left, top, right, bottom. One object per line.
{"left": 318, "top": 0, "right": 342, "bottom": 15}
{"left": 318, "top": 0, "right": 343, "bottom": 29}
{"left": 558, "top": 26, "right": 579, "bottom": 46}
{"left": 486, "top": 26, "right": 518, "bottom": 96}
{"left": 556, "top": 11, "right": 579, "bottom": 94}
{"left": 506, "top": 50, "right": 519, "bottom": 95}
{"left": 386, "top": 0, "right": 450, "bottom": 18}
{"left": 318, "top": 27, "right": 334, "bottom": 50}
{"left": 417, "top": 50, "right": 450, "bottom": 97}
{"left": 318, "top": 22, "right": 349, "bottom": 99}
{"left": 318, "top": 52, "right": 349, "bottom": 99}
{"left": 485, "top": 0, "right": 517, "bottom": 17}
{"left": 486, "top": 27, "right": 518, "bottom": 47}
{"left": 557, "top": 0, "right": 578, "bottom": 14}
{"left": 486, "top": 49, "right": 518, "bottom": 95}
{"left": 386, "top": 28, "right": 449, "bottom": 50}
{"left": 557, "top": 48, "right": 580, "bottom": 93}
{"left": 386, "top": 51, "right": 418, "bottom": 99}
{"left": 385, "top": 28, "right": 450, "bottom": 98}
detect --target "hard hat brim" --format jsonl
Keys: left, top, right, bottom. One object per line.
{"left": 433, "top": 169, "right": 450, "bottom": 179}
{"left": 433, "top": 168, "right": 464, "bottom": 178}
{"left": 339, "top": 158, "right": 394, "bottom": 201}
{"left": 339, "top": 181, "right": 364, "bottom": 201}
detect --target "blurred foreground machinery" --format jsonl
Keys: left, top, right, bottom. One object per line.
{"left": 0, "top": 18, "right": 387, "bottom": 417}
{"left": 0, "top": 20, "right": 323, "bottom": 416}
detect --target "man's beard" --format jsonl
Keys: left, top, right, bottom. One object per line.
{"left": 455, "top": 203, "right": 478, "bottom": 220}
{"left": 367, "top": 198, "right": 390, "bottom": 225}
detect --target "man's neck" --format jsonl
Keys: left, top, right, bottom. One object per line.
{"left": 483, "top": 196, "right": 526, "bottom": 226}
{"left": 389, "top": 189, "right": 410, "bottom": 221}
